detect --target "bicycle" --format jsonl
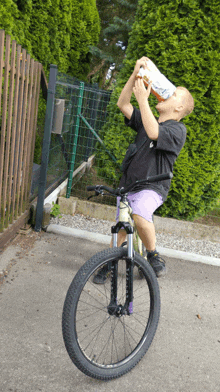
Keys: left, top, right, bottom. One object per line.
{"left": 62, "top": 172, "right": 173, "bottom": 380}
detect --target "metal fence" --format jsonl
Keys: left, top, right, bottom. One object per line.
{"left": 0, "top": 30, "right": 42, "bottom": 239}
{"left": 47, "top": 72, "right": 119, "bottom": 198}
{"left": 35, "top": 68, "right": 121, "bottom": 230}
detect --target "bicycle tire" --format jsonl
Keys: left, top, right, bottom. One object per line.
{"left": 62, "top": 247, "right": 160, "bottom": 380}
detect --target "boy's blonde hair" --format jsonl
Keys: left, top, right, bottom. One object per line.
{"left": 177, "top": 86, "right": 194, "bottom": 118}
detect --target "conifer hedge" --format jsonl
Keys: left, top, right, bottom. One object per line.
{"left": 0, "top": 0, "right": 100, "bottom": 78}
{"left": 98, "top": 0, "right": 220, "bottom": 220}
{"left": 0, "top": 0, "right": 100, "bottom": 164}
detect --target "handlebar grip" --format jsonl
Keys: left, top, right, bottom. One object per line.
{"left": 87, "top": 184, "right": 116, "bottom": 195}
{"left": 146, "top": 172, "right": 173, "bottom": 183}
{"left": 87, "top": 186, "right": 96, "bottom": 191}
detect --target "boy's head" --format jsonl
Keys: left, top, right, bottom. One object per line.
{"left": 156, "top": 87, "right": 194, "bottom": 121}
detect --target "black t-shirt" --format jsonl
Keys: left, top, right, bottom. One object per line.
{"left": 119, "top": 107, "right": 187, "bottom": 201}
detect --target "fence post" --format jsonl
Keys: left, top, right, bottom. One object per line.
{"left": 66, "top": 81, "right": 84, "bottom": 198}
{"left": 35, "top": 64, "right": 57, "bottom": 232}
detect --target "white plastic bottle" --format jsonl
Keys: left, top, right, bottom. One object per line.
{"left": 137, "top": 59, "right": 176, "bottom": 102}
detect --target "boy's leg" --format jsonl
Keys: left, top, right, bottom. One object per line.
{"left": 132, "top": 213, "right": 166, "bottom": 277}
{"left": 132, "top": 214, "right": 156, "bottom": 251}
{"left": 131, "top": 190, "right": 166, "bottom": 277}
{"left": 93, "top": 190, "right": 165, "bottom": 284}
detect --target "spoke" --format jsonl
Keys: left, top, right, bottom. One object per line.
{"left": 133, "top": 311, "right": 149, "bottom": 321}
{"left": 133, "top": 282, "right": 149, "bottom": 295}
{"left": 118, "top": 318, "right": 140, "bottom": 346}
{"left": 134, "top": 290, "right": 150, "bottom": 300}
{"left": 125, "top": 314, "right": 148, "bottom": 331}
{"left": 89, "top": 278, "right": 111, "bottom": 297}
{"left": 110, "top": 318, "right": 116, "bottom": 364}
{"left": 102, "top": 277, "right": 112, "bottom": 309}
{"left": 80, "top": 314, "right": 111, "bottom": 350}
{"left": 76, "top": 309, "right": 109, "bottom": 329}
{"left": 88, "top": 316, "right": 112, "bottom": 362}
{"left": 133, "top": 300, "right": 150, "bottom": 308}
{"left": 126, "top": 316, "right": 146, "bottom": 334}
{"left": 134, "top": 308, "right": 150, "bottom": 314}
{"left": 96, "top": 317, "right": 120, "bottom": 364}
{"left": 81, "top": 288, "right": 109, "bottom": 309}
{"left": 120, "top": 316, "right": 133, "bottom": 355}
{"left": 98, "top": 321, "right": 116, "bottom": 365}
{"left": 95, "top": 320, "right": 115, "bottom": 363}
{"left": 111, "top": 318, "right": 119, "bottom": 363}
{"left": 77, "top": 299, "right": 107, "bottom": 314}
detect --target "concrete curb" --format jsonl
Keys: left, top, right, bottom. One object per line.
{"left": 47, "top": 224, "right": 111, "bottom": 244}
{"left": 47, "top": 224, "right": 220, "bottom": 267}
{"left": 56, "top": 197, "right": 220, "bottom": 242}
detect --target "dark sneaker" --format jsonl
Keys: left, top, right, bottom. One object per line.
{"left": 147, "top": 250, "right": 166, "bottom": 277}
{"left": 93, "top": 264, "right": 111, "bottom": 284}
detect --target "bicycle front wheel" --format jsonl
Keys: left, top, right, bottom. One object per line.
{"left": 62, "top": 247, "right": 160, "bottom": 380}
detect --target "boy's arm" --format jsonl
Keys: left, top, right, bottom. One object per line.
{"left": 117, "top": 57, "right": 150, "bottom": 120}
{"left": 116, "top": 74, "right": 135, "bottom": 120}
{"left": 133, "top": 77, "right": 159, "bottom": 140}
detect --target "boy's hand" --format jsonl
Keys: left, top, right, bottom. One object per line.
{"left": 133, "top": 78, "right": 152, "bottom": 103}
{"left": 133, "top": 56, "right": 150, "bottom": 76}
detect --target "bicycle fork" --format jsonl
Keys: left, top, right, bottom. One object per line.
{"left": 107, "top": 222, "right": 134, "bottom": 316}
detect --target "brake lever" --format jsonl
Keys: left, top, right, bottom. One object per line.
{"left": 87, "top": 189, "right": 104, "bottom": 200}
{"left": 87, "top": 194, "right": 95, "bottom": 200}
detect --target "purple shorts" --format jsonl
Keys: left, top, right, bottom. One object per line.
{"left": 116, "top": 190, "right": 163, "bottom": 223}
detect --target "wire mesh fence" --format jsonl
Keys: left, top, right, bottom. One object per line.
{"left": 45, "top": 72, "right": 121, "bottom": 206}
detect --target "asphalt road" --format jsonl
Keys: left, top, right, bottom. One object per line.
{"left": 0, "top": 230, "right": 220, "bottom": 392}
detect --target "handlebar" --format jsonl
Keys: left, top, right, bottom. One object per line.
{"left": 87, "top": 172, "right": 173, "bottom": 196}
{"left": 145, "top": 172, "right": 173, "bottom": 182}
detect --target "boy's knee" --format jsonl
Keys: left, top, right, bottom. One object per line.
{"left": 133, "top": 213, "right": 154, "bottom": 227}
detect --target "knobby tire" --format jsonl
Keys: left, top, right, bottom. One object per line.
{"left": 62, "top": 247, "right": 160, "bottom": 380}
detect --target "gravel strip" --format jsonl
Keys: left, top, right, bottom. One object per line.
{"left": 50, "top": 214, "right": 220, "bottom": 259}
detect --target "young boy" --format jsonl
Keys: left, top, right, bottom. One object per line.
{"left": 94, "top": 56, "right": 194, "bottom": 283}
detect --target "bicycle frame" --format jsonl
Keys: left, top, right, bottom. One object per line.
{"left": 87, "top": 172, "right": 173, "bottom": 318}
{"left": 112, "top": 194, "right": 144, "bottom": 256}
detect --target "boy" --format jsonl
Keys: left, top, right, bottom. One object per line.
{"left": 94, "top": 56, "right": 194, "bottom": 283}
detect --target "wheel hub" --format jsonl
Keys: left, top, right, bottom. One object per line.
{"left": 107, "top": 303, "right": 126, "bottom": 317}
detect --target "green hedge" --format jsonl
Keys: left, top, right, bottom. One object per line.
{"left": 0, "top": 0, "right": 100, "bottom": 166}
{"left": 98, "top": 0, "right": 220, "bottom": 220}
{"left": 1, "top": 0, "right": 100, "bottom": 78}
